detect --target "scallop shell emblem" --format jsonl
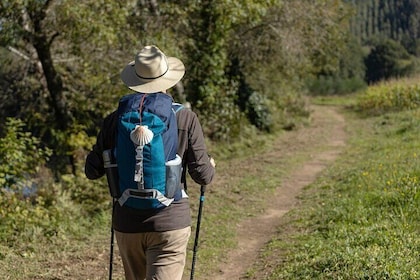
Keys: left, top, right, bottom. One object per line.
{"left": 130, "top": 125, "right": 154, "bottom": 146}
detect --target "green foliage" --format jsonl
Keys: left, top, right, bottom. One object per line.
{"left": 1, "top": 0, "right": 352, "bottom": 171}
{"left": 0, "top": 118, "right": 75, "bottom": 251}
{"left": 225, "top": 0, "right": 352, "bottom": 133}
{"left": 365, "top": 38, "right": 415, "bottom": 83}
{"left": 232, "top": 58, "right": 272, "bottom": 132}
{"left": 356, "top": 77, "right": 420, "bottom": 115}
{"left": 347, "top": 0, "right": 420, "bottom": 55}
{"left": 0, "top": 184, "right": 65, "bottom": 246}
{"left": 245, "top": 91, "right": 272, "bottom": 132}
{"left": 306, "top": 35, "right": 367, "bottom": 95}
{"left": 274, "top": 85, "right": 311, "bottom": 131}
{"left": 0, "top": 118, "right": 51, "bottom": 191}
{"left": 184, "top": 1, "right": 277, "bottom": 140}
{"left": 0, "top": 0, "right": 129, "bottom": 175}
{"left": 60, "top": 167, "right": 109, "bottom": 216}
{"left": 199, "top": 83, "right": 245, "bottom": 141}
{"left": 307, "top": 75, "right": 367, "bottom": 96}
{"left": 185, "top": 1, "right": 230, "bottom": 108}
{"left": 0, "top": 117, "right": 108, "bottom": 255}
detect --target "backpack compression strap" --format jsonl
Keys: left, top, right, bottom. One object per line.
{"left": 117, "top": 188, "right": 175, "bottom": 207}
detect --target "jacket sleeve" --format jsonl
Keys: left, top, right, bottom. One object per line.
{"left": 177, "top": 109, "right": 215, "bottom": 186}
{"left": 85, "top": 111, "right": 117, "bottom": 180}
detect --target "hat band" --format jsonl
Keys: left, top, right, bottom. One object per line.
{"left": 135, "top": 65, "right": 169, "bottom": 80}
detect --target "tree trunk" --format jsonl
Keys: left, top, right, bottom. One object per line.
{"left": 32, "top": 33, "right": 71, "bottom": 130}
{"left": 28, "top": 1, "right": 72, "bottom": 131}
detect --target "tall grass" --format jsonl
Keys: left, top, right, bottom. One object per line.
{"left": 356, "top": 77, "right": 420, "bottom": 115}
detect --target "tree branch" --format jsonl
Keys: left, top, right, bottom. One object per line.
{"left": 7, "top": 46, "right": 30, "bottom": 60}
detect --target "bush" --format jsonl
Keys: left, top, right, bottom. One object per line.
{"left": 234, "top": 62, "right": 272, "bottom": 132}
{"left": 307, "top": 75, "right": 367, "bottom": 96}
{"left": 0, "top": 119, "right": 74, "bottom": 248}
{"left": 246, "top": 91, "right": 272, "bottom": 132}
{"left": 365, "top": 39, "right": 415, "bottom": 83}
{"left": 0, "top": 118, "right": 51, "bottom": 193}
{"left": 236, "top": 81, "right": 272, "bottom": 132}
{"left": 61, "top": 169, "right": 110, "bottom": 216}
{"left": 307, "top": 35, "right": 366, "bottom": 96}
{"left": 0, "top": 117, "right": 110, "bottom": 252}
{"left": 200, "top": 83, "right": 245, "bottom": 142}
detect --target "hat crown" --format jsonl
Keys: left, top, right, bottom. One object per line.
{"left": 134, "top": 46, "right": 168, "bottom": 79}
{"left": 120, "top": 45, "right": 185, "bottom": 93}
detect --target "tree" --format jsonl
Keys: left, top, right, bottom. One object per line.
{"left": 346, "top": 0, "right": 420, "bottom": 55}
{"left": 1, "top": 0, "right": 71, "bottom": 130}
{"left": 365, "top": 38, "right": 414, "bottom": 83}
{"left": 0, "top": 0, "right": 354, "bottom": 172}
{"left": 0, "top": 0, "right": 130, "bottom": 172}
{"left": 183, "top": 0, "right": 274, "bottom": 139}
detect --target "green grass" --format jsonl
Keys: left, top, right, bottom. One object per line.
{"left": 249, "top": 106, "right": 420, "bottom": 279}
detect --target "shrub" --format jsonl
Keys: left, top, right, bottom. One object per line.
{"left": 364, "top": 39, "right": 415, "bottom": 83}
{"left": 357, "top": 79, "right": 420, "bottom": 115}
{"left": 61, "top": 169, "right": 110, "bottom": 216}
{"left": 0, "top": 118, "right": 110, "bottom": 251}
{"left": 229, "top": 58, "right": 273, "bottom": 133}
{"left": 307, "top": 75, "right": 367, "bottom": 96}
{"left": 0, "top": 118, "right": 51, "bottom": 193}
{"left": 0, "top": 118, "right": 73, "bottom": 248}
{"left": 246, "top": 91, "right": 272, "bottom": 132}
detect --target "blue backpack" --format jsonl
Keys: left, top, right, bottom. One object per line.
{"left": 113, "top": 93, "right": 183, "bottom": 210}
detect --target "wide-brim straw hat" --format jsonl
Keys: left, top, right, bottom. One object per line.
{"left": 120, "top": 45, "right": 185, "bottom": 93}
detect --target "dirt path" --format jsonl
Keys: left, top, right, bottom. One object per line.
{"left": 212, "top": 104, "right": 347, "bottom": 279}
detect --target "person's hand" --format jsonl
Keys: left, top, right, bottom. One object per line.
{"left": 210, "top": 157, "right": 216, "bottom": 168}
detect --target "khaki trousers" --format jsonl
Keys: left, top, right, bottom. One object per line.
{"left": 115, "top": 227, "right": 191, "bottom": 280}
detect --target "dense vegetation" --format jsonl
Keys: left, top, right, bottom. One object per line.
{"left": 0, "top": 0, "right": 354, "bottom": 221}
{"left": 0, "top": 0, "right": 349, "bottom": 167}
{"left": 0, "top": 0, "right": 419, "bottom": 278}
{"left": 308, "top": 0, "right": 420, "bottom": 94}
{"left": 348, "top": 0, "right": 420, "bottom": 54}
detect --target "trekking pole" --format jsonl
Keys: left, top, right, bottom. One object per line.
{"left": 190, "top": 185, "right": 206, "bottom": 280}
{"left": 109, "top": 200, "right": 115, "bottom": 280}
{"left": 103, "top": 150, "right": 119, "bottom": 280}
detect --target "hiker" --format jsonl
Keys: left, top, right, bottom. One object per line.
{"left": 85, "top": 45, "right": 216, "bottom": 280}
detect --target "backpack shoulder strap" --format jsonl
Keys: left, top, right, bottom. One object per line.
{"left": 172, "top": 102, "right": 184, "bottom": 114}
{"left": 172, "top": 102, "right": 190, "bottom": 192}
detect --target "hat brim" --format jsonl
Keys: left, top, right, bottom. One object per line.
{"left": 120, "top": 57, "right": 185, "bottom": 93}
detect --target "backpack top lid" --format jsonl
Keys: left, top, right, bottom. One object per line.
{"left": 117, "top": 92, "right": 178, "bottom": 162}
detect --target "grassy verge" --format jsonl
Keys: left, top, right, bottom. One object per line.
{"left": 248, "top": 103, "right": 420, "bottom": 279}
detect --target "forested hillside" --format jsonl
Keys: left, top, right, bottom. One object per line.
{"left": 348, "top": 0, "right": 420, "bottom": 54}
{"left": 344, "top": 0, "right": 420, "bottom": 83}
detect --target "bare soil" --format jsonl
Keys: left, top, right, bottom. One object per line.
{"left": 211, "top": 104, "right": 347, "bottom": 279}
